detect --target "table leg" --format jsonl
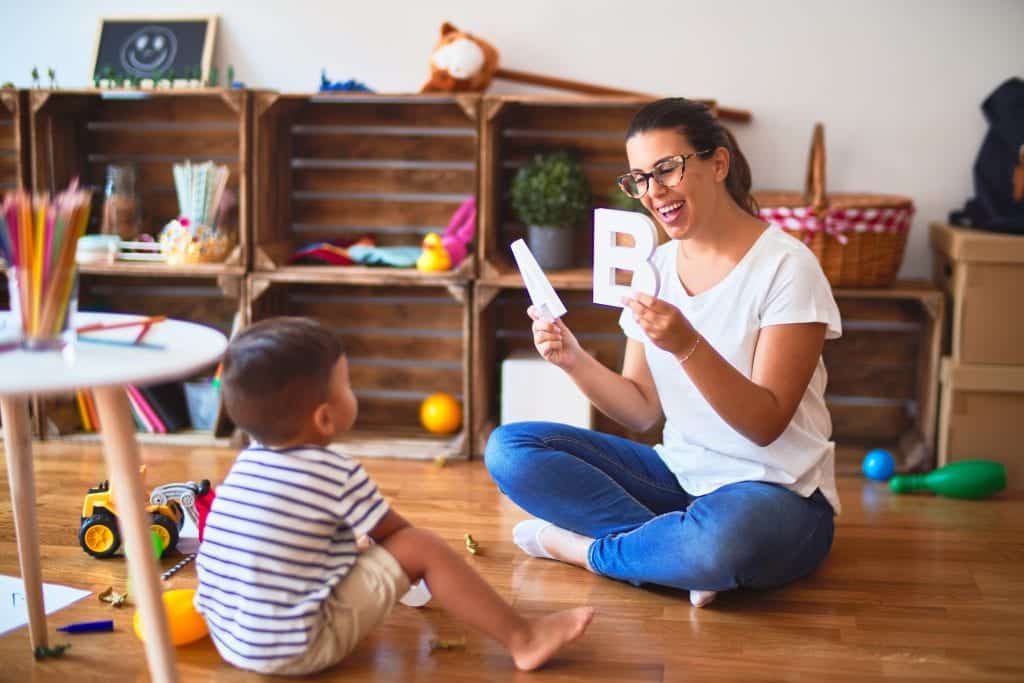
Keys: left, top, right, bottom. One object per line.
{"left": 93, "top": 386, "right": 179, "bottom": 683}
{"left": 0, "top": 396, "right": 47, "bottom": 653}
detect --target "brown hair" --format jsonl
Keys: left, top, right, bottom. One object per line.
{"left": 220, "top": 317, "right": 344, "bottom": 445}
{"left": 626, "top": 98, "right": 759, "bottom": 217}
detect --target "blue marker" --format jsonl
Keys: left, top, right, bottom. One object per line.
{"left": 57, "top": 619, "right": 114, "bottom": 634}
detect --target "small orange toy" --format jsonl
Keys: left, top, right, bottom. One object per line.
{"left": 420, "top": 393, "right": 462, "bottom": 435}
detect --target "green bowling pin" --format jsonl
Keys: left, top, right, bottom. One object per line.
{"left": 890, "top": 460, "right": 1007, "bottom": 500}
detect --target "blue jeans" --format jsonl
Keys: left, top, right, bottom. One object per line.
{"left": 484, "top": 422, "right": 835, "bottom": 592}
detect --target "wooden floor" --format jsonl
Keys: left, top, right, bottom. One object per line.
{"left": 1, "top": 442, "right": 1022, "bottom": 682}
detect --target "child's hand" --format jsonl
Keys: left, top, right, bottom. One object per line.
{"left": 622, "top": 293, "right": 699, "bottom": 360}
{"left": 528, "top": 306, "right": 582, "bottom": 371}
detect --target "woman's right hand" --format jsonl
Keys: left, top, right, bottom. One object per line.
{"left": 529, "top": 306, "right": 583, "bottom": 371}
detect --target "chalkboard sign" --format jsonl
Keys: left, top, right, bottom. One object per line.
{"left": 91, "top": 16, "right": 218, "bottom": 81}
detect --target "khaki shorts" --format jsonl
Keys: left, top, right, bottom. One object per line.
{"left": 271, "top": 544, "right": 410, "bottom": 676}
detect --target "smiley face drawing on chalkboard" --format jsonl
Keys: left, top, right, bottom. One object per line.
{"left": 120, "top": 26, "right": 178, "bottom": 77}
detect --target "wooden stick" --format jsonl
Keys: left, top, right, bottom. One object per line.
{"left": 493, "top": 67, "right": 753, "bottom": 122}
{"left": 0, "top": 396, "right": 48, "bottom": 652}
{"left": 77, "top": 315, "right": 167, "bottom": 335}
{"left": 93, "top": 387, "right": 180, "bottom": 683}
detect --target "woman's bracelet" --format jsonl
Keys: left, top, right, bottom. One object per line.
{"left": 677, "top": 333, "right": 702, "bottom": 365}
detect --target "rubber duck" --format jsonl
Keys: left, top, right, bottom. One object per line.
{"left": 416, "top": 233, "right": 451, "bottom": 272}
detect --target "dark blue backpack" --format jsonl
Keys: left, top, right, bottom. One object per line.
{"left": 950, "top": 77, "right": 1024, "bottom": 235}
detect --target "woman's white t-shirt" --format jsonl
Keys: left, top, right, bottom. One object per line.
{"left": 619, "top": 224, "right": 843, "bottom": 514}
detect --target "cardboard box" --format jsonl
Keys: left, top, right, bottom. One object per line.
{"left": 931, "top": 223, "right": 1024, "bottom": 365}
{"left": 501, "top": 350, "right": 592, "bottom": 429}
{"left": 938, "top": 357, "right": 1024, "bottom": 489}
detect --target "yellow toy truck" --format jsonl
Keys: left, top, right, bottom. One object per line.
{"left": 78, "top": 476, "right": 209, "bottom": 559}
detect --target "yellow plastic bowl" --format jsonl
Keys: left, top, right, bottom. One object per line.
{"left": 133, "top": 588, "right": 209, "bottom": 647}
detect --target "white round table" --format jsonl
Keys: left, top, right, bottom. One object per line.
{"left": 0, "top": 313, "right": 227, "bottom": 683}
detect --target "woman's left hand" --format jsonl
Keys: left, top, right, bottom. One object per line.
{"left": 622, "top": 292, "right": 699, "bottom": 360}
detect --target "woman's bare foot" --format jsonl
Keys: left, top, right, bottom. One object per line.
{"left": 509, "top": 606, "right": 596, "bottom": 671}
{"left": 689, "top": 590, "right": 717, "bottom": 607}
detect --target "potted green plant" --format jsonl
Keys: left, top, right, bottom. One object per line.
{"left": 510, "top": 151, "right": 591, "bottom": 270}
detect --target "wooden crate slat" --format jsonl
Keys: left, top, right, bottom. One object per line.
{"left": 501, "top": 103, "right": 646, "bottom": 133}
{"left": 88, "top": 128, "right": 239, "bottom": 158}
{"left": 92, "top": 96, "right": 240, "bottom": 123}
{"left": 80, "top": 275, "right": 241, "bottom": 335}
{"left": 338, "top": 330, "right": 463, "bottom": 363}
{"left": 828, "top": 401, "right": 911, "bottom": 443}
{"left": 292, "top": 166, "right": 476, "bottom": 196}
{"left": 86, "top": 159, "right": 241, "bottom": 193}
{"left": 292, "top": 196, "right": 468, "bottom": 231}
{"left": 296, "top": 100, "right": 477, "bottom": 129}
{"left": 350, "top": 362, "right": 463, "bottom": 397}
{"left": 291, "top": 132, "right": 475, "bottom": 162}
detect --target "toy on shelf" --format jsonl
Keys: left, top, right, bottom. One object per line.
{"left": 862, "top": 448, "right": 896, "bottom": 481}
{"left": 159, "top": 160, "right": 234, "bottom": 264}
{"left": 441, "top": 197, "right": 475, "bottom": 268}
{"left": 319, "top": 69, "right": 374, "bottom": 93}
{"left": 421, "top": 22, "right": 750, "bottom": 122}
{"left": 416, "top": 233, "right": 451, "bottom": 272}
{"left": 30, "top": 66, "right": 40, "bottom": 89}
{"left": 889, "top": 460, "right": 1007, "bottom": 500}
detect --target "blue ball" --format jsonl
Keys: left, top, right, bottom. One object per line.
{"left": 862, "top": 448, "right": 895, "bottom": 481}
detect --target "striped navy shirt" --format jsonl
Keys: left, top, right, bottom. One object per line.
{"left": 195, "top": 445, "right": 389, "bottom": 671}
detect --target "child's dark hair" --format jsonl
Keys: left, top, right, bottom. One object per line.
{"left": 626, "top": 98, "right": 759, "bottom": 217}
{"left": 220, "top": 317, "right": 344, "bottom": 445}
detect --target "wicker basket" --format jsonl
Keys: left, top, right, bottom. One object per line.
{"left": 755, "top": 123, "right": 914, "bottom": 288}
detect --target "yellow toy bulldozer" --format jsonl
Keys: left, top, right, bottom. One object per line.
{"left": 78, "top": 476, "right": 189, "bottom": 559}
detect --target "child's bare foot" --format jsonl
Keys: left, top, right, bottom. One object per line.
{"left": 510, "top": 606, "right": 596, "bottom": 671}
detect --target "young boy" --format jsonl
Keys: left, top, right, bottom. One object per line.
{"left": 195, "top": 317, "right": 594, "bottom": 675}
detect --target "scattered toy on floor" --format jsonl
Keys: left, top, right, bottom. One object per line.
{"left": 889, "top": 460, "right": 1007, "bottom": 499}
{"left": 162, "top": 553, "right": 197, "bottom": 581}
{"left": 98, "top": 586, "right": 129, "bottom": 607}
{"left": 133, "top": 588, "right": 209, "bottom": 647}
{"left": 57, "top": 619, "right": 114, "bottom": 634}
{"left": 861, "top": 448, "right": 895, "bottom": 481}
{"left": 429, "top": 636, "right": 466, "bottom": 652}
{"left": 464, "top": 533, "right": 480, "bottom": 555}
{"left": 33, "top": 643, "right": 71, "bottom": 659}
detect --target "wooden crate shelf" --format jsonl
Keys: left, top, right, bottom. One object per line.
{"left": 247, "top": 273, "right": 471, "bottom": 460}
{"left": 471, "top": 281, "right": 661, "bottom": 457}
{"left": 471, "top": 279, "right": 943, "bottom": 469}
{"left": 37, "top": 272, "right": 244, "bottom": 444}
{"left": 0, "top": 89, "right": 30, "bottom": 192}
{"left": 477, "top": 95, "right": 655, "bottom": 285}
{"left": 29, "top": 88, "right": 251, "bottom": 270}
{"left": 252, "top": 93, "right": 479, "bottom": 283}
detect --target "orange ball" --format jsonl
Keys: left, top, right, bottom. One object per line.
{"left": 420, "top": 393, "right": 462, "bottom": 435}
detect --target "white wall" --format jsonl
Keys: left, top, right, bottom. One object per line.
{"left": 3, "top": 0, "right": 1022, "bottom": 278}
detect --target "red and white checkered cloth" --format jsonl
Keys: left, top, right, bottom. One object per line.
{"left": 759, "top": 205, "right": 914, "bottom": 244}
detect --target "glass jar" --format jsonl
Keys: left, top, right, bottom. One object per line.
{"left": 101, "top": 164, "right": 141, "bottom": 240}
{"left": 6, "top": 266, "right": 79, "bottom": 351}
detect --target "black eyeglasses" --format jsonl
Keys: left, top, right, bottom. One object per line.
{"left": 617, "top": 150, "right": 712, "bottom": 199}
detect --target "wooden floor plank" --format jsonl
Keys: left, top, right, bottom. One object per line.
{"left": 1, "top": 442, "right": 1022, "bottom": 682}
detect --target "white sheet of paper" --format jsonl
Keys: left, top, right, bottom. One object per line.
{"left": 592, "top": 208, "right": 661, "bottom": 307}
{"left": 0, "top": 574, "right": 92, "bottom": 636}
{"left": 510, "top": 239, "right": 567, "bottom": 321}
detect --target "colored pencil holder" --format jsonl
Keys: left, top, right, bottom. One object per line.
{"left": 6, "top": 266, "right": 79, "bottom": 351}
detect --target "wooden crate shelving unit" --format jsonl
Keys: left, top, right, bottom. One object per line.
{"left": 477, "top": 95, "right": 655, "bottom": 286}
{"left": 30, "top": 88, "right": 250, "bottom": 274}
{"left": 472, "top": 279, "right": 943, "bottom": 469}
{"left": 252, "top": 92, "right": 479, "bottom": 283}
{"left": 27, "top": 88, "right": 251, "bottom": 444}
{"left": 0, "top": 88, "right": 30, "bottom": 192}
{"left": 38, "top": 272, "right": 244, "bottom": 444}
{"left": 472, "top": 280, "right": 661, "bottom": 457}
{"left": 248, "top": 273, "right": 471, "bottom": 460}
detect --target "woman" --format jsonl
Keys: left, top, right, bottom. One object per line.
{"left": 485, "top": 98, "right": 841, "bottom": 607}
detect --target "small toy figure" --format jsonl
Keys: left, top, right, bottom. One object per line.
{"left": 416, "top": 233, "right": 451, "bottom": 272}
{"left": 30, "top": 66, "right": 40, "bottom": 89}
{"left": 226, "top": 64, "right": 234, "bottom": 86}
{"left": 319, "top": 69, "right": 374, "bottom": 93}
{"left": 208, "top": 65, "right": 219, "bottom": 87}
{"left": 47, "top": 67, "right": 57, "bottom": 89}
